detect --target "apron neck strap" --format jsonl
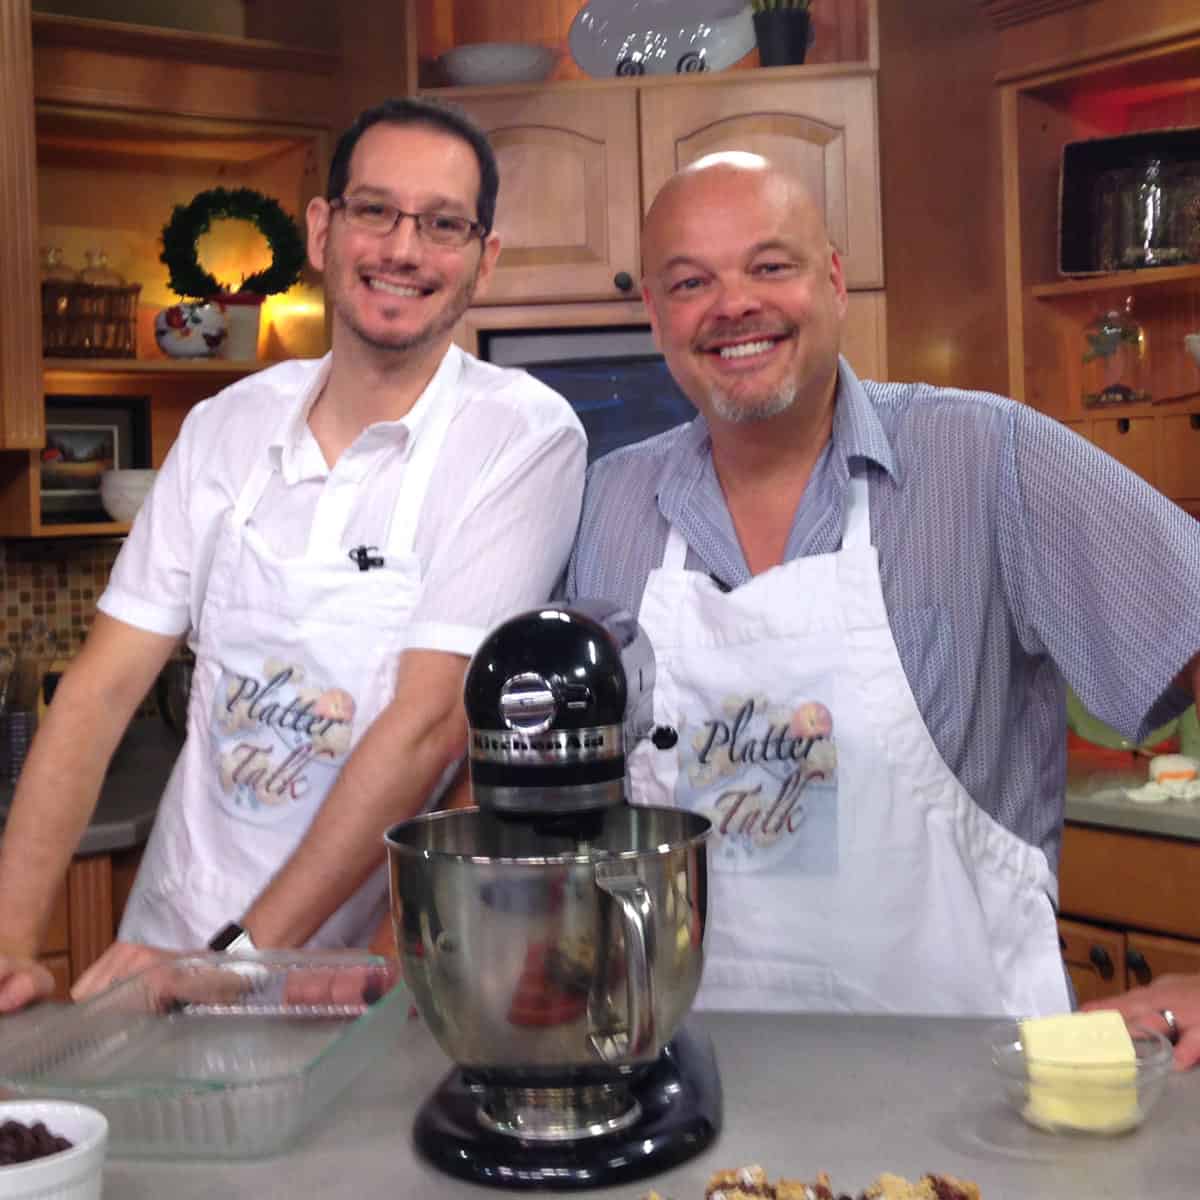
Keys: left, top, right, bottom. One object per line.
{"left": 660, "top": 462, "right": 872, "bottom": 572}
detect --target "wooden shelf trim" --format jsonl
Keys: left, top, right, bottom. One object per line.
{"left": 1032, "top": 263, "right": 1200, "bottom": 299}
{"left": 994, "top": 20, "right": 1200, "bottom": 87}
{"left": 44, "top": 358, "right": 267, "bottom": 379}
{"left": 419, "top": 60, "right": 878, "bottom": 101}
{"left": 31, "top": 12, "right": 338, "bottom": 76}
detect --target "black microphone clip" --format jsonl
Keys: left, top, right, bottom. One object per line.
{"left": 348, "top": 545, "right": 385, "bottom": 572}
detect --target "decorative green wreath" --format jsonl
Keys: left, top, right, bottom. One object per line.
{"left": 160, "top": 186, "right": 306, "bottom": 299}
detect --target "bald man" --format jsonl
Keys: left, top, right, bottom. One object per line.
{"left": 564, "top": 153, "right": 1200, "bottom": 1019}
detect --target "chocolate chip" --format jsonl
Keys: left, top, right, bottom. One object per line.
{"left": 0, "top": 1118, "right": 74, "bottom": 1165}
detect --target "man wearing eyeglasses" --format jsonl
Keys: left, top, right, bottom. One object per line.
{"left": 0, "top": 98, "right": 586, "bottom": 1010}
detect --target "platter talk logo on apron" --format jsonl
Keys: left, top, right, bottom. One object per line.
{"left": 212, "top": 657, "right": 357, "bottom": 822}
{"left": 679, "top": 694, "right": 838, "bottom": 875}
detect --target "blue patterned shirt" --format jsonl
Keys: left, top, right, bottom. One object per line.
{"left": 565, "top": 359, "right": 1200, "bottom": 872}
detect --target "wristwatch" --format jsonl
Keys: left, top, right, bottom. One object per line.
{"left": 207, "top": 921, "right": 257, "bottom": 953}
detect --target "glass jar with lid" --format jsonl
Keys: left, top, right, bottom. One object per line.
{"left": 79, "top": 249, "right": 124, "bottom": 286}
{"left": 1081, "top": 295, "right": 1150, "bottom": 406}
{"left": 40, "top": 246, "right": 78, "bottom": 283}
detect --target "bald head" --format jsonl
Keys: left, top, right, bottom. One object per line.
{"left": 643, "top": 153, "right": 831, "bottom": 277}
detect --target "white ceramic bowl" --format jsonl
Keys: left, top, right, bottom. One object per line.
{"left": 0, "top": 1100, "right": 107, "bottom": 1200}
{"left": 99, "top": 468, "right": 157, "bottom": 524}
{"left": 438, "top": 42, "right": 558, "bottom": 86}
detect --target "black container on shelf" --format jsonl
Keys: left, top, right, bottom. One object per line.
{"left": 751, "top": 8, "right": 811, "bottom": 68}
{"left": 1059, "top": 127, "right": 1200, "bottom": 276}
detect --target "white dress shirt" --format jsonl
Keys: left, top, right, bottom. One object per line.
{"left": 100, "top": 345, "right": 586, "bottom": 657}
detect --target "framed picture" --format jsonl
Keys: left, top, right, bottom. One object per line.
{"left": 40, "top": 395, "right": 150, "bottom": 524}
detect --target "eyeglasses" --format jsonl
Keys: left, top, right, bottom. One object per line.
{"left": 329, "top": 196, "right": 484, "bottom": 247}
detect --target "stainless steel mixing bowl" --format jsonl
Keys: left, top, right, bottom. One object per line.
{"left": 385, "top": 805, "right": 709, "bottom": 1081}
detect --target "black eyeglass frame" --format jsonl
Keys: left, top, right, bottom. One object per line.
{"left": 327, "top": 195, "right": 487, "bottom": 246}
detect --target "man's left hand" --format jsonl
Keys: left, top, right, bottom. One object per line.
{"left": 70, "top": 940, "right": 178, "bottom": 1002}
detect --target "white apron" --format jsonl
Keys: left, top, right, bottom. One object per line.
{"left": 120, "top": 363, "right": 459, "bottom": 950}
{"left": 629, "top": 472, "right": 1069, "bottom": 1017}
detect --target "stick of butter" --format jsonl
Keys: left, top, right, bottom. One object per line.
{"left": 1019, "top": 1011, "right": 1138, "bottom": 1133}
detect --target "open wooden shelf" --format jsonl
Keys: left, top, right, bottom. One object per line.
{"left": 1032, "top": 264, "right": 1200, "bottom": 300}
{"left": 44, "top": 358, "right": 269, "bottom": 377}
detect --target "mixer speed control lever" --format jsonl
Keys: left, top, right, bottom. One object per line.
{"left": 498, "top": 672, "right": 558, "bottom": 733}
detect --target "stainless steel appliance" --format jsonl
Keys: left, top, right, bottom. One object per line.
{"left": 385, "top": 602, "right": 719, "bottom": 1189}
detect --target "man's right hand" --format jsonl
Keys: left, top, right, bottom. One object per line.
{"left": 0, "top": 955, "right": 55, "bottom": 1013}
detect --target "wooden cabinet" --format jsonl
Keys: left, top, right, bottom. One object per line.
{"left": 453, "top": 68, "right": 885, "bottom": 306}
{"left": 1059, "top": 918, "right": 1200, "bottom": 1005}
{"left": 0, "top": 12, "right": 335, "bottom": 535}
{"left": 34, "top": 846, "right": 142, "bottom": 1000}
{"left": 449, "top": 88, "right": 641, "bottom": 305}
{"left": 640, "top": 72, "right": 884, "bottom": 291}
{"left": 1058, "top": 821, "right": 1200, "bottom": 1004}
{"left": 998, "top": 20, "right": 1200, "bottom": 509}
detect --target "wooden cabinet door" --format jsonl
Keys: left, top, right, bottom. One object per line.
{"left": 0, "top": 0, "right": 44, "bottom": 451}
{"left": 1060, "top": 824, "right": 1200, "bottom": 942}
{"left": 1058, "top": 917, "right": 1125, "bottom": 1003}
{"left": 1090, "top": 415, "right": 1157, "bottom": 487}
{"left": 1157, "top": 413, "right": 1200, "bottom": 502}
{"left": 1125, "top": 930, "right": 1200, "bottom": 990}
{"left": 639, "top": 73, "right": 884, "bottom": 290}
{"left": 451, "top": 89, "right": 641, "bottom": 305}
{"left": 842, "top": 292, "right": 887, "bottom": 381}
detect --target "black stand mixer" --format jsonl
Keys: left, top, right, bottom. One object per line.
{"left": 385, "top": 602, "right": 721, "bottom": 1189}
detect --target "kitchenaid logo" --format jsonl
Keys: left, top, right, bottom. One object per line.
{"left": 687, "top": 697, "right": 836, "bottom": 843}
{"left": 471, "top": 725, "right": 621, "bottom": 765}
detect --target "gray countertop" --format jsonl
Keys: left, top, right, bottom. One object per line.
{"left": 1065, "top": 756, "right": 1200, "bottom": 843}
{"left": 3, "top": 1008, "right": 1194, "bottom": 1199}
{"left": 0, "top": 717, "right": 174, "bottom": 855}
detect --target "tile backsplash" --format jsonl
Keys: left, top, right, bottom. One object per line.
{"left": 0, "top": 538, "right": 121, "bottom": 660}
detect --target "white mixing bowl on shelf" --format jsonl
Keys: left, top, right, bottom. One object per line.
{"left": 99, "top": 468, "right": 157, "bottom": 524}
{"left": 438, "top": 42, "right": 558, "bottom": 86}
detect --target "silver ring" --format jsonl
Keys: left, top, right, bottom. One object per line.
{"left": 1159, "top": 1008, "right": 1180, "bottom": 1045}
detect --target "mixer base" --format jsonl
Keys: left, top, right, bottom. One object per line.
{"left": 413, "top": 1024, "right": 722, "bottom": 1190}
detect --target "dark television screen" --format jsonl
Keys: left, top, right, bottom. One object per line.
{"left": 522, "top": 355, "right": 695, "bottom": 464}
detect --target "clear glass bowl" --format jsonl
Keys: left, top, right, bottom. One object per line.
{"left": 989, "top": 1019, "right": 1173, "bottom": 1135}
{"left": 0, "top": 953, "right": 413, "bottom": 1160}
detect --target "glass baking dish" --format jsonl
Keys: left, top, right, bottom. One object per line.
{"left": 0, "top": 951, "right": 416, "bottom": 1159}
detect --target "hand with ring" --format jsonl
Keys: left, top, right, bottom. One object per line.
{"left": 1081, "top": 972, "right": 1200, "bottom": 1070}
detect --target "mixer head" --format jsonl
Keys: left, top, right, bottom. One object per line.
{"left": 463, "top": 601, "right": 655, "bottom": 818}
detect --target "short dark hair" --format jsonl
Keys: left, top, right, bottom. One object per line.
{"left": 326, "top": 97, "right": 500, "bottom": 236}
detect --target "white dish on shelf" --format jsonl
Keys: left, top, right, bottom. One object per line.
{"left": 438, "top": 42, "right": 558, "bottom": 86}
{"left": 1185, "top": 332, "right": 1200, "bottom": 367}
{"left": 99, "top": 468, "right": 157, "bottom": 524}
{"left": 568, "top": 0, "right": 755, "bottom": 78}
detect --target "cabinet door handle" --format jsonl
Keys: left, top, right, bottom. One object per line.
{"left": 613, "top": 271, "right": 634, "bottom": 293}
{"left": 1089, "top": 945, "right": 1115, "bottom": 980}
{"left": 1126, "top": 948, "right": 1152, "bottom": 985}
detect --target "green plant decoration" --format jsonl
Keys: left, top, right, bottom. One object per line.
{"left": 1082, "top": 316, "right": 1142, "bottom": 363}
{"left": 160, "top": 187, "right": 305, "bottom": 300}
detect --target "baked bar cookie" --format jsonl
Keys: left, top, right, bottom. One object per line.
{"left": 706, "top": 1164, "right": 774, "bottom": 1198}
{"left": 776, "top": 1172, "right": 836, "bottom": 1199}
{"left": 861, "top": 1174, "right": 980, "bottom": 1200}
